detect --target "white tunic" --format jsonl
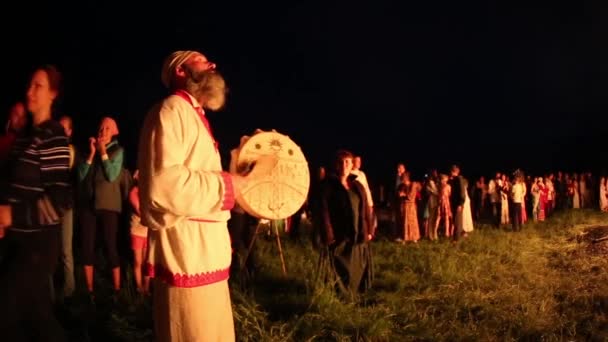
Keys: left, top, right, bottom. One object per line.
{"left": 138, "top": 92, "right": 235, "bottom": 288}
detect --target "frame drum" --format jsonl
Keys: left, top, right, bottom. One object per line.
{"left": 234, "top": 131, "right": 310, "bottom": 220}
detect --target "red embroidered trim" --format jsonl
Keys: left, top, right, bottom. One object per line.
{"left": 145, "top": 263, "right": 230, "bottom": 288}
{"left": 220, "top": 172, "right": 235, "bottom": 211}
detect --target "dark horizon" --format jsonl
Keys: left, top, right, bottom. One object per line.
{"left": 3, "top": 1, "right": 608, "bottom": 185}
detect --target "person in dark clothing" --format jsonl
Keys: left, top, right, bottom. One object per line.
{"left": 448, "top": 165, "right": 466, "bottom": 242}
{"left": 0, "top": 65, "right": 71, "bottom": 341}
{"left": 0, "top": 102, "right": 27, "bottom": 163}
{"left": 307, "top": 166, "right": 326, "bottom": 249}
{"left": 316, "top": 150, "right": 374, "bottom": 300}
{"left": 77, "top": 117, "right": 125, "bottom": 300}
{"left": 0, "top": 102, "right": 29, "bottom": 265}
{"left": 288, "top": 204, "right": 305, "bottom": 242}
{"left": 228, "top": 204, "right": 259, "bottom": 288}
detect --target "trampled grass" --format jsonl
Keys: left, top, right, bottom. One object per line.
{"left": 228, "top": 210, "right": 608, "bottom": 341}
{"left": 89, "top": 209, "right": 608, "bottom": 341}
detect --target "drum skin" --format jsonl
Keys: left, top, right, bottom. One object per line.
{"left": 235, "top": 131, "right": 310, "bottom": 220}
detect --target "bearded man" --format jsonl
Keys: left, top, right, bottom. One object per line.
{"left": 138, "top": 50, "right": 271, "bottom": 342}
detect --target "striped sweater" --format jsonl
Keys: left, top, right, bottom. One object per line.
{"left": 2, "top": 120, "right": 72, "bottom": 233}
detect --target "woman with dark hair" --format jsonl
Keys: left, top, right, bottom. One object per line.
{"left": 0, "top": 64, "right": 71, "bottom": 341}
{"left": 317, "top": 150, "right": 374, "bottom": 299}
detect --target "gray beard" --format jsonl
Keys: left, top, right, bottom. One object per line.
{"left": 184, "top": 68, "right": 227, "bottom": 111}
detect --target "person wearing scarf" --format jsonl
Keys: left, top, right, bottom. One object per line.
{"left": 77, "top": 116, "right": 125, "bottom": 301}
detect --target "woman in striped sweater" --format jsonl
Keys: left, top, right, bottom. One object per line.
{"left": 0, "top": 65, "right": 71, "bottom": 341}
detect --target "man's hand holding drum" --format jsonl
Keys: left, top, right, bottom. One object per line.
{"left": 230, "top": 130, "right": 278, "bottom": 201}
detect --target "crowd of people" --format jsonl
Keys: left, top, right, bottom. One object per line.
{"left": 0, "top": 50, "right": 267, "bottom": 341}
{"left": 382, "top": 166, "right": 606, "bottom": 242}
{"left": 0, "top": 51, "right": 605, "bottom": 342}
{"left": 0, "top": 65, "right": 153, "bottom": 341}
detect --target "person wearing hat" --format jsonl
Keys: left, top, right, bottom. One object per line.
{"left": 138, "top": 50, "right": 274, "bottom": 342}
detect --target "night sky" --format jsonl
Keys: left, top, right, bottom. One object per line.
{"left": 3, "top": 1, "right": 608, "bottom": 187}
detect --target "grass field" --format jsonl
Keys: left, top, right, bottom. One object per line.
{"left": 72, "top": 209, "right": 608, "bottom": 341}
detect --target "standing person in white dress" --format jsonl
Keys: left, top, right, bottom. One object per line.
{"left": 351, "top": 155, "right": 375, "bottom": 237}
{"left": 456, "top": 177, "right": 474, "bottom": 237}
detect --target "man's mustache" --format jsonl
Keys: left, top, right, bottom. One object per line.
{"left": 185, "top": 67, "right": 206, "bottom": 83}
